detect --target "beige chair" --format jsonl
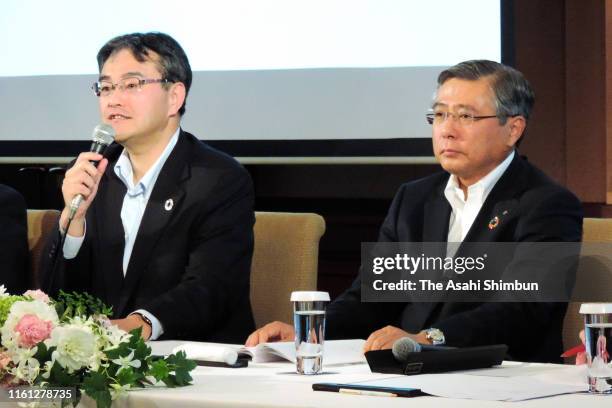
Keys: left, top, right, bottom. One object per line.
{"left": 26, "top": 209, "right": 61, "bottom": 288}
{"left": 250, "top": 212, "right": 326, "bottom": 328}
{"left": 562, "top": 217, "right": 612, "bottom": 361}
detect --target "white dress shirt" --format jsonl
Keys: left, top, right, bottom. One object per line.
{"left": 444, "top": 150, "right": 515, "bottom": 251}
{"left": 63, "top": 128, "right": 180, "bottom": 340}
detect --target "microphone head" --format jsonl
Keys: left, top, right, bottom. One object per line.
{"left": 91, "top": 123, "right": 115, "bottom": 146}
{"left": 391, "top": 336, "right": 422, "bottom": 361}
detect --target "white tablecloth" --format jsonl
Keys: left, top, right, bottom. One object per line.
{"left": 74, "top": 341, "right": 607, "bottom": 408}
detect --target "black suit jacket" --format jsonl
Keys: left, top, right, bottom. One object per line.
{"left": 326, "top": 153, "right": 583, "bottom": 363}
{"left": 0, "top": 184, "right": 28, "bottom": 293}
{"left": 45, "top": 131, "right": 255, "bottom": 343}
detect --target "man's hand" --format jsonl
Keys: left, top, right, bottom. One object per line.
{"left": 245, "top": 321, "right": 295, "bottom": 347}
{"left": 363, "top": 325, "right": 428, "bottom": 352}
{"left": 576, "top": 329, "right": 587, "bottom": 365}
{"left": 59, "top": 152, "right": 108, "bottom": 236}
{"left": 112, "top": 315, "right": 151, "bottom": 341}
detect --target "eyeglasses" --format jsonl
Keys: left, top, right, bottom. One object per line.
{"left": 91, "top": 77, "right": 170, "bottom": 97}
{"left": 426, "top": 111, "right": 501, "bottom": 126}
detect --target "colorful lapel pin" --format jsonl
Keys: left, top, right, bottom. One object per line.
{"left": 488, "top": 215, "right": 500, "bottom": 230}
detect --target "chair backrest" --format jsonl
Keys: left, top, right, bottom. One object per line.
{"left": 562, "top": 217, "right": 612, "bottom": 361}
{"left": 250, "top": 212, "right": 326, "bottom": 328}
{"left": 26, "top": 209, "right": 60, "bottom": 288}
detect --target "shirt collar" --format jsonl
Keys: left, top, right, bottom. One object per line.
{"left": 444, "top": 149, "right": 515, "bottom": 205}
{"left": 114, "top": 128, "right": 181, "bottom": 197}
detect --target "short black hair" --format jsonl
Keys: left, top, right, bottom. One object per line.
{"left": 97, "top": 32, "right": 192, "bottom": 116}
{"left": 437, "top": 60, "right": 534, "bottom": 146}
{"left": 437, "top": 60, "right": 535, "bottom": 124}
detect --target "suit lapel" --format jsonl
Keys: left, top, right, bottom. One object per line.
{"left": 410, "top": 178, "right": 451, "bottom": 331}
{"left": 94, "top": 145, "right": 127, "bottom": 314}
{"left": 461, "top": 153, "right": 527, "bottom": 243}
{"left": 436, "top": 154, "right": 528, "bottom": 321}
{"left": 421, "top": 155, "right": 528, "bottom": 329}
{"left": 115, "top": 132, "right": 191, "bottom": 316}
{"left": 423, "top": 178, "right": 451, "bottom": 242}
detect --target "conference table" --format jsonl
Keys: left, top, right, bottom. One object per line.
{"left": 76, "top": 341, "right": 608, "bottom": 408}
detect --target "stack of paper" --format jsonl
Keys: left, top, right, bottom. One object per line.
{"left": 153, "top": 339, "right": 367, "bottom": 365}
{"left": 348, "top": 365, "right": 588, "bottom": 401}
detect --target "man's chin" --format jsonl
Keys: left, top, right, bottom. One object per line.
{"left": 438, "top": 159, "right": 464, "bottom": 175}
{"left": 112, "top": 133, "right": 130, "bottom": 145}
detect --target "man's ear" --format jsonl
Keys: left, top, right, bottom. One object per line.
{"left": 506, "top": 116, "right": 526, "bottom": 147}
{"left": 167, "top": 82, "right": 186, "bottom": 117}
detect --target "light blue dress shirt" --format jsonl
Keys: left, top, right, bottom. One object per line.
{"left": 63, "top": 128, "right": 180, "bottom": 340}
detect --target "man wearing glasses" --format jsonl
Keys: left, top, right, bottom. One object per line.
{"left": 247, "top": 60, "right": 583, "bottom": 363}
{"left": 45, "top": 32, "right": 255, "bottom": 342}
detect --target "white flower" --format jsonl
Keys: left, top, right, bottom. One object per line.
{"left": 12, "top": 346, "right": 37, "bottom": 365}
{"left": 0, "top": 285, "right": 8, "bottom": 298}
{"left": 111, "top": 350, "right": 141, "bottom": 374}
{"left": 41, "top": 360, "right": 53, "bottom": 379}
{"left": 103, "top": 324, "right": 132, "bottom": 350}
{"left": 110, "top": 382, "right": 131, "bottom": 400}
{"left": 12, "top": 357, "right": 40, "bottom": 383}
{"left": 48, "top": 324, "right": 97, "bottom": 373}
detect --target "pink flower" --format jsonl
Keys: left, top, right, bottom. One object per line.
{"left": 23, "top": 290, "right": 50, "bottom": 303}
{"left": 14, "top": 314, "right": 53, "bottom": 348}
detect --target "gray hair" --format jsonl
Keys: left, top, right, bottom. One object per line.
{"left": 437, "top": 60, "right": 535, "bottom": 126}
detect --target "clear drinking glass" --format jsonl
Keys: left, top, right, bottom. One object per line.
{"left": 580, "top": 303, "right": 612, "bottom": 393}
{"left": 291, "top": 291, "right": 330, "bottom": 375}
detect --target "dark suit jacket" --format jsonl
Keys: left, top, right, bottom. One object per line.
{"left": 326, "top": 153, "right": 583, "bottom": 363}
{"left": 45, "top": 130, "right": 255, "bottom": 343}
{"left": 0, "top": 184, "right": 28, "bottom": 293}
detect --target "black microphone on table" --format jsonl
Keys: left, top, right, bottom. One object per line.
{"left": 391, "top": 337, "right": 456, "bottom": 362}
{"left": 68, "top": 123, "right": 115, "bottom": 221}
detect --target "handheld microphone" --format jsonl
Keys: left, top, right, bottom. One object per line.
{"left": 68, "top": 124, "right": 115, "bottom": 220}
{"left": 391, "top": 337, "right": 456, "bottom": 362}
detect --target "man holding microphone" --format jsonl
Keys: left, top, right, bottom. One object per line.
{"left": 45, "top": 32, "right": 255, "bottom": 343}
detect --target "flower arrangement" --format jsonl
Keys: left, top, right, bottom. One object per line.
{"left": 0, "top": 287, "right": 196, "bottom": 407}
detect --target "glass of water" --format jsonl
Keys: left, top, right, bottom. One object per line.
{"left": 290, "top": 291, "right": 330, "bottom": 375}
{"left": 580, "top": 303, "right": 612, "bottom": 393}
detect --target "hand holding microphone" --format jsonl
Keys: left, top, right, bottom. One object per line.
{"left": 60, "top": 124, "right": 115, "bottom": 233}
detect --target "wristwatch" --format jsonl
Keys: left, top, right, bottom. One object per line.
{"left": 425, "top": 328, "right": 445, "bottom": 345}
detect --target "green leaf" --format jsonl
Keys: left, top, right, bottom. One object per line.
{"left": 33, "top": 342, "right": 51, "bottom": 361}
{"left": 116, "top": 367, "right": 140, "bottom": 386}
{"left": 83, "top": 371, "right": 112, "bottom": 408}
{"left": 166, "top": 351, "right": 196, "bottom": 386}
{"left": 49, "top": 361, "right": 80, "bottom": 387}
{"left": 132, "top": 338, "right": 151, "bottom": 362}
{"left": 148, "top": 359, "right": 170, "bottom": 382}
{"left": 162, "top": 375, "right": 179, "bottom": 388}
{"left": 127, "top": 327, "right": 143, "bottom": 347}
{"left": 105, "top": 342, "right": 130, "bottom": 360}
{"left": 55, "top": 291, "right": 113, "bottom": 321}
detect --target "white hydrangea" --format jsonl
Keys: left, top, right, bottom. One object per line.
{"left": 48, "top": 323, "right": 98, "bottom": 373}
